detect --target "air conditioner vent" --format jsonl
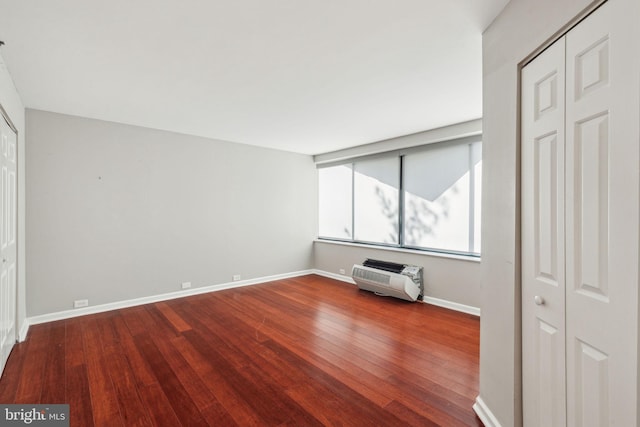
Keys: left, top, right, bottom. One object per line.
{"left": 352, "top": 266, "right": 391, "bottom": 285}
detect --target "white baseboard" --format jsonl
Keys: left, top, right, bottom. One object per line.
{"left": 423, "top": 295, "right": 480, "bottom": 316}
{"left": 473, "top": 396, "right": 502, "bottom": 427}
{"left": 313, "top": 269, "right": 480, "bottom": 316}
{"left": 312, "top": 269, "right": 356, "bottom": 284}
{"left": 27, "top": 269, "right": 314, "bottom": 326}
{"left": 18, "top": 319, "right": 29, "bottom": 342}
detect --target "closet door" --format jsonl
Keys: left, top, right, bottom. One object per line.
{"left": 564, "top": 1, "right": 639, "bottom": 425}
{"left": 521, "top": 37, "right": 567, "bottom": 427}
{"left": 0, "top": 112, "right": 16, "bottom": 376}
{"left": 522, "top": 1, "right": 639, "bottom": 425}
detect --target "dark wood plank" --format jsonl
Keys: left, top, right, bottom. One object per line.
{"left": 82, "top": 317, "right": 124, "bottom": 427}
{"left": 155, "top": 301, "right": 192, "bottom": 333}
{"left": 135, "top": 383, "right": 182, "bottom": 427}
{"left": 40, "top": 320, "right": 66, "bottom": 404}
{"left": 133, "top": 333, "right": 209, "bottom": 427}
{"left": 13, "top": 323, "right": 51, "bottom": 403}
{"left": 66, "top": 364, "right": 95, "bottom": 427}
{"left": 119, "top": 306, "right": 151, "bottom": 337}
{"left": 0, "top": 274, "right": 481, "bottom": 426}
{"left": 103, "top": 347, "right": 154, "bottom": 427}
{"left": 384, "top": 400, "right": 441, "bottom": 427}
{"left": 109, "top": 312, "right": 158, "bottom": 387}
{"left": 65, "top": 317, "right": 86, "bottom": 368}
{"left": 150, "top": 330, "right": 218, "bottom": 412}
{"left": 181, "top": 328, "right": 323, "bottom": 427}
{"left": 167, "top": 333, "right": 264, "bottom": 426}
{"left": 0, "top": 344, "right": 27, "bottom": 402}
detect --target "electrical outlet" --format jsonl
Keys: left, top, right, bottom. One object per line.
{"left": 232, "top": 274, "right": 241, "bottom": 282}
{"left": 339, "top": 268, "right": 346, "bottom": 275}
{"left": 181, "top": 282, "right": 192, "bottom": 290}
{"left": 74, "top": 299, "right": 89, "bottom": 308}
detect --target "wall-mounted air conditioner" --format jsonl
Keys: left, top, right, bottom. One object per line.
{"left": 351, "top": 259, "right": 423, "bottom": 302}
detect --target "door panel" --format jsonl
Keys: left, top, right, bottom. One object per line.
{"left": 534, "top": 319, "right": 564, "bottom": 426}
{"left": 572, "top": 113, "right": 609, "bottom": 301}
{"left": 521, "top": 37, "right": 566, "bottom": 427}
{"left": 574, "top": 340, "right": 609, "bottom": 427}
{"left": 565, "top": 1, "right": 639, "bottom": 425}
{"left": 534, "top": 132, "right": 560, "bottom": 285}
{"left": 0, "top": 113, "right": 16, "bottom": 376}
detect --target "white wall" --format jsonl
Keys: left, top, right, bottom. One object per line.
{"left": 0, "top": 53, "right": 26, "bottom": 340}
{"left": 479, "top": 0, "right": 599, "bottom": 425}
{"left": 26, "top": 110, "right": 317, "bottom": 317}
{"left": 314, "top": 241, "right": 481, "bottom": 309}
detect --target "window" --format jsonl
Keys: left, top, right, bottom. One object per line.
{"left": 354, "top": 157, "right": 399, "bottom": 244}
{"left": 317, "top": 139, "right": 482, "bottom": 256}
{"left": 318, "top": 165, "right": 352, "bottom": 239}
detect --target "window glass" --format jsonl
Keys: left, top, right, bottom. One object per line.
{"left": 318, "top": 165, "right": 352, "bottom": 239}
{"left": 472, "top": 142, "right": 482, "bottom": 254}
{"left": 354, "top": 157, "right": 400, "bottom": 244}
{"left": 403, "top": 143, "right": 471, "bottom": 252}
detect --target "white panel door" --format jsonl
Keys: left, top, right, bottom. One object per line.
{"left": 564, "top": 1, "right": 638, "bottom": 425}
{"left": 521, "top": 37, "right": 567, "bottom": 427}
{"left": 522, "top": 1, "right": 639, "bottom": 425}
{"left": 0, "top": 112, "right": 16, "bottom": 376}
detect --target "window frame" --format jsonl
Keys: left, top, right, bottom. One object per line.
{"left": 317, "top": 135, "right": 482, "bottom": 258}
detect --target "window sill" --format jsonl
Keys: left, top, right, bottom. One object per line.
{"left": 313, "top": 239, "right": 481, "bottom": 263}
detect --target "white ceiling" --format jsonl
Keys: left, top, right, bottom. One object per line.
{"left": 0, "top": 0, "right": 508, "bottom": 155}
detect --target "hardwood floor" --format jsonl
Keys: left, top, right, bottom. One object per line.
{"left": 0, "top": 275, "right": 482, "bottom": 426}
